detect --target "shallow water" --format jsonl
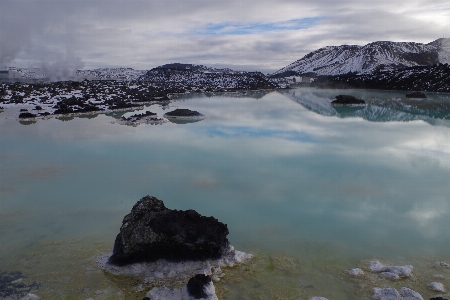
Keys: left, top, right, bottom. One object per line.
{"left": 1, "top": 88, "right": 450, "bottom": 299}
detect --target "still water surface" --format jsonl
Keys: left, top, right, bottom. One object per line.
{"left": 1, "top": 88, "right": 450, "bottom": 299}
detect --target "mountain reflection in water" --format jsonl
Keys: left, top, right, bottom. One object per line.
{"left": 281, "top": 88, "right": 450, "bottom": 126}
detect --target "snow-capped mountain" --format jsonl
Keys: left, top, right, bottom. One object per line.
{"left": 274, "top": 38, "right": 450, "bottom": 76}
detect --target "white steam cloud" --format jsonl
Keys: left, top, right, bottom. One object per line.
{"left": 40, "top": 54, "right": 85, "bottom": 82}
{"left": 0, "top": 0, "right": 85, "bottom": 78}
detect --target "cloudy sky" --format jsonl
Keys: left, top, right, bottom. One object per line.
{"left": 1, "top": 0, "right": 449, "bottom": 73}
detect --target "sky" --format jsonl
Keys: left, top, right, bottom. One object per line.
{"left": 1, "top": 0, "right": 450, "bottom": 74}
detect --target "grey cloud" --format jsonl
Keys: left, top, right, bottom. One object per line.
{"left": 1, "top": 0, "right": 449, "bottom": 73}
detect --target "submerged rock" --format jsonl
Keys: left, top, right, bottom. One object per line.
{"left": 372, "top": 287, "right": 423, "bottom": 300}
{"left": 348, "top": 268, "right": 364, "bottom": 276}
{"left": 435, "top": 262, "right": 449, "bottom": 268}
{"left": 428, "top": 282, "right": 446, "bottom": 292}
{"left": 109, "top": 196, "right": 230, "bottom": 265}
{"left": 146, "top": 287, "right": 183, "bottom": 300}
{"left": 22, "top": 294, "right": 40, "bottom": 300}
{"left": 369, "top": 260, "right": 413, "bottom": 280}
{"left": 0, "top": 271, "right": 40, "bottom": 299}
{"left": 373, "top": 287, "right": 400, "bottom": 300}
{"left": 146, "top": 277, "right": 218, "bottom": 300}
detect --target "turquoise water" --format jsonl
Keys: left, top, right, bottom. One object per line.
{"left": 1, "top": 88, "right": 450, "bottom": 299}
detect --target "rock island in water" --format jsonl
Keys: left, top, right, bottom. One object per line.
{"left": 98, "top": 196, "right": 252, "bottom": 299}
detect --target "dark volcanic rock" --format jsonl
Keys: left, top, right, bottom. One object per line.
{"left": 18, "top": 112, "right": 38, "bottom": 118}
{"left": 165, "top": 109, "right": 203, "bottom": 117}
{"left": 108, "top": 196, "right": 230, "bottom": 265}
{"left": 331, "top": 95, "right": 365, "bottom": 105}
{"left": 311, "top": 63, "right": 450, "bottom": 93}
{"left": 187, "top": 274, "right": 212, "bottom": 299}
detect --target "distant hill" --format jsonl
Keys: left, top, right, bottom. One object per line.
{"left": 274, "top": 38, "right": 450, "bottom": 76}
{"left": 138, "top": 64, "right": 277, "bottom": 90}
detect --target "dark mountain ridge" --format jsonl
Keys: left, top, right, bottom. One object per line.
{"left": 311, "top": 63, "right": 450, "bottom": 93}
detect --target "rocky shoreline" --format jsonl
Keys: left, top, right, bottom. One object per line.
{"left": 9, "top": 254, "right": 450, "bottom": 300}
{"left": 0, "top": 63, "right": 282, "bottom": 121}
{"left": 0, "top": 81, "right": 278, "bottom": 123}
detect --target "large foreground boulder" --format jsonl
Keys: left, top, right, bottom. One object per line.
{"left": 109, "top": 196, "right": 230, "bottom": 265}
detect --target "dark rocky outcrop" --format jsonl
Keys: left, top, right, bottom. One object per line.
{"left": 331, "top": 95, "right": 366, "bottom": 106}
{"left": 164, "top": 109, "right": 203, "bottom": 117}
{"left": 187, "top": 274, "right": 212, "bottom": 299}
{"left": 18, "top": 112, "right": 37, "bottom": 118}
{"left": 430, "top": 298, "right": 448, "bottom": 300}
{"left": 108, "top": 196, "right": 230, "bottom": 265}
{"left": 311, "top": 63, "right": 450, "bottom": 93}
